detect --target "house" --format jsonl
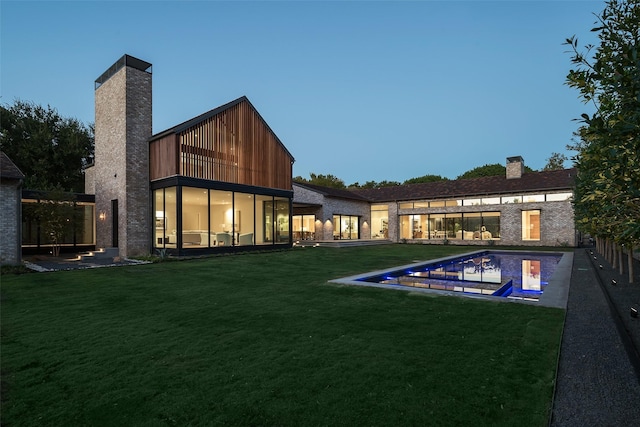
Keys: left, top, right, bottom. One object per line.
{"left": 12, "top": 54, "right": 577, "bottom": 260}
{"left": 1, "top": 152, "right": 25, "bottom": 265}
{"left": 84, "top": 54, "right": 295, "bottom": 257}
{"left": 292, "top": 156, "right": 577, "bottom": 247}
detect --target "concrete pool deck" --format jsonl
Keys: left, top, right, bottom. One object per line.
{"left": 329, "top": 249, "right": 574, "bottom": 309}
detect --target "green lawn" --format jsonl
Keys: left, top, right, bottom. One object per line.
{"left": 1, "top": 245, "right": 565, "bottom": 426}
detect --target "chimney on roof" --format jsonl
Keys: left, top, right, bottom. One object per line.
{"left": 506, "top": 156, "right": 524, "bottom": 179}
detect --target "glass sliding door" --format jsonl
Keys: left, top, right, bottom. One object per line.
{"left": 293, "top": 215, "right": 316, "bottom": 240}
{"left": 333, "top": 215, "right": 359, "bottom": 240}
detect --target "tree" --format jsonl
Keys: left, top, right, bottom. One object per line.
{"left": 456, "top": 163, "right": 506, "bottom": 180}
{"left": 565, "top": 0, "right": 640, "bottom": 282}
{"left": 24, "top": 187, "right": 81, "bottom": 257}
{"left": 543, "top": 152, "right": 569, "bottom": 170}
{"left": 293, "top": 173, "right": 346, "bottom": 189}
{"left": 403, "top": 174, "right": 449, "bottom": 185}
{"left": 0, "top": 100, "right": 94, "bottom": 192}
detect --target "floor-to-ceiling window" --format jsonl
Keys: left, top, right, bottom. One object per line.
{"left": 333, "top": 215, "right": 359, "bottom": 240}
{"left": 522, "top": 210, "right": 540, "bottom": 241}
{"left": 153, "top": 183, "right": 290, "bottom": 252}
{"left": 399, "top": 212, "right": 501, "bottom": 241}
{"left": 234, "top": 192, "right": 255, "bottom": 246}
{"left": 153, "top": 187, "right": 177, "bottom": 249}
{"left": 370, "top": 204, "right": 389, "bottom": 239}
{"left": 275, "top": 197, "right": 290, "bottom": 243}
{"left": 292, "top": 215, "right": 316, "bottom": 240}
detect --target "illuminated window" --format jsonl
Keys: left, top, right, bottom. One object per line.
{"left": 522, "top": 210, "right": 541, "bottom": 241}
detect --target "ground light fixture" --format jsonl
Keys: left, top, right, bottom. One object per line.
{"left": 631, "top": 307, "right": 638, "bottom": 318}
{"left": 611, "top": 279, "right": 617, "bottom": 286}
{"left": 599, "top": 264, "right": 604, "bottom": 269}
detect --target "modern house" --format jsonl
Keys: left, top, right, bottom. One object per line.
{"left": 84, "top": 55, "right": 295, "bottom": 257}
{"left": 293, "top": 156, "right": 577, "bottom": 247}
{"left": 4, "top": 54, "right": 578, "bottom": 265}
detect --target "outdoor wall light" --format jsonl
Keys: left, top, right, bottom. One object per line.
{"left": 99, "top": 212, "right": 106, "bottom": 221}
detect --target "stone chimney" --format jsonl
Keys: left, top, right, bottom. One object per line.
{"left": 506, "top": 156, "right": 524, "bottom": 179}
{"left": 94, "top": 54, "right": 152, "bottom": 257}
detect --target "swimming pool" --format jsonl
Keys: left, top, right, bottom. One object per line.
{"left": 330, "top": 250, "right": 573, "bottom": 308}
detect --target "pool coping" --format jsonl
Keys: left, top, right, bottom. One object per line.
{"left": 328, "top": 249, "right": 574, "bottom": 309}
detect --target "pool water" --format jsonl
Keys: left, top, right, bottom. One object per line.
{"left": 353, "top": 251, "right": 563, "bottom": 302}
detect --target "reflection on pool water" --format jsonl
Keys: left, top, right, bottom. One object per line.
{"left": 354, "top": 251, "right": 563, "bottom": 302}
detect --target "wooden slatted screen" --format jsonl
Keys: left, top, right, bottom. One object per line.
{"left": 174, "top": 100, "right": 292, "bottom": 190}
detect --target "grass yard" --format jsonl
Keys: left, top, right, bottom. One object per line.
{"left": 1, "top": 245, "right": 565, "bottom": 426}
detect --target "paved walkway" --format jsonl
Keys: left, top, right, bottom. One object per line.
{"left": 550, "top": 248, "right": 640, "bottom": 426}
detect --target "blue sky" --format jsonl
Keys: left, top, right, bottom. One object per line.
{"left": 2, "top": 1, "right": 602, "bottom": 184}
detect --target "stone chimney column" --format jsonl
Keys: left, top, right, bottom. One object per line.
{"left": 506, "top": 156, "right": 524, "bottom": 179}
{"left": 94, "top": 55, "right": 152, "bottom": 257}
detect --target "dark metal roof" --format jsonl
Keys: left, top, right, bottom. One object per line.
{"left": 149, "top": 96, "right": 295, "bottom": 162}
{"left": 0, "top": 151, "right": 25, "bottom": 180}
{"left": 95, "top": 54, "right": 152, "bottom": 89}
{"left": 352, "top": 168, "right": 577, "bottom": 202}
{"left": 293, "top": 182, "right": 371, "bottom": 202}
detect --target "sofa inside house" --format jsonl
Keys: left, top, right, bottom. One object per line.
{"left": 181, "top": 231, "right": 234, "bottom": 246}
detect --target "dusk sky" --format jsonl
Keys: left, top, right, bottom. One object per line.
{"left": 2, "top": 1, "right": 602, "bottom": 185}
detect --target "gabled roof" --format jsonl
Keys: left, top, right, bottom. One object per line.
{"left": 352, "top": 168, "right": 577, "bottom": 202}
{"left": 149, "top": 96, "right": 294, "bottom": 161}
{"left": 0, "top": 151, "right": 25, "bottom": 180}
{"left": 293, "top": 182, "right": 370, "bottom": 202}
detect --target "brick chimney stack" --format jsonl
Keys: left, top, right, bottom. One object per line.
{"left": 506, "top": 156, "right": 524, "bottom": 179}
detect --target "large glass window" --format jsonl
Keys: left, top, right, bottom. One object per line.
{"left": 370, "top": 204, "right": 389, "bottom": 239}
{"left": 209, "top": 190, "right": 233, "bottom": 247}
{"left": 182, "top": 187, "right": 210, "bottom": 247}
{"left": 293, "top": 215, "right": 316, "bottom": 240}
{"left": 546, "top": 192, "right": 572, "bottom": 201}
{"left": 275, "top": 197, "right": 290, "bottom": 243}
{"left": 462, "top": 213, "right": 482, "bottom": 240}
{"left": 522, "top": 210, "right": 541, "bottom": 240}
{"left": 154, "top": 187, "right": 177, "bottom": 248}
{"left": 482, "top": 212, "right": 500, "bottom": 239}
{"left": 77, "top": 203, "right": 95, "bottom": 245}
{"left": 257, "top": 195, "right": 273, "bottom": 245}
{"left": 333, "top": 215, "right": 359, "bottom": 240}
{"left": 235, "top": 192, "right": 255, "bottom": 246}
{"left": 428, "top": 214, "right": 446, "bottom": 239}
{"left": 445, "top": 214, "right": 462, "bottom": 239}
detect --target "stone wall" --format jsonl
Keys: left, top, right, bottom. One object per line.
{"left": 0, "top": 181, "right": 21, "bottom": 265}
{"left": 393, "top": 198, "right": 575, "bottom": 247}
{"left": 94, "top": 63, "right": 152, "bottom": 257}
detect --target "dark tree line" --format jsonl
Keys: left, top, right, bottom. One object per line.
{"left": 566, "top": 0, "right": 639, "bottom": 282}
{"left": 0, "top": 100, "right": 94, "bottom": 193}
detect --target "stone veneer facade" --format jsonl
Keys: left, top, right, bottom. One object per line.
{"left": 0, "top": 180, "right": 22, "bottom": 265}
{"left": 92, "top": 57, "right": 152, "bottom": 257}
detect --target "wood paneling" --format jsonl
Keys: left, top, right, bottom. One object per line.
{"left": 149, "top": 134, "right": 179, "bottom": 180}
{"left": 150, "top": 99, "right": 292, "bottom": 190}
